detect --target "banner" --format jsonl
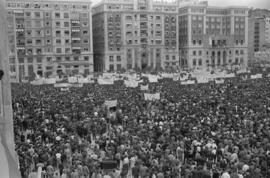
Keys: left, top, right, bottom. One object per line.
{"left": 161, "top": 73, "right": 174, "bottom": 79}
{"left": 98, "top": 78, "right": 114, "bottom": 85}
{"left": 78, "top": 78, "right": 90, "bottom": 84}
{"left": 60, "top": 88, "right": 69, "bottom": 91}
{"left": 197, "top": 78, "right": 209, "bottom": 84}
{"left": 124, "top": 80, "right": 138, "bottom": 88}
{"left": 104, "top": 100, "right": 117, "bottom": 108}
{"left": 215, "top": 79, "right": 225, "bottom": 84}
{"left": 30, "top": 79, "right": 44, "bottom": 85}
{"left": 181, "top": 80, "right": 195, "bottom": 85}
{"left": 70, "top": 83, "right": 83, "bottom": 88}
{"left": 44, "top": 78, "right": 56, "bottom": 84}
{"left": 140, "top": 84, "right": 149, "bottom": 91}
{"left": 251, "top": 74, "right": 262, "bottom": 79}
{"left": 144, "top": 93, "right": 160, "bottom": 101}
{"left": 54, "top": 83, "right": 70, "bottom": 88}
{"left": 148, "top": 75, "right": 158, "bottom": 83}
{"left": 68, "top": 77, "right": 78, "bottom": 83}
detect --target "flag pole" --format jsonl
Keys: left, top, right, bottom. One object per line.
{"left": 0, "top": 0, "right": 21, "bottom": 177}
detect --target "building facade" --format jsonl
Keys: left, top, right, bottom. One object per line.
{"left": 248, "top": 17, "right": 270, "bottom": 61}
{"left": 179, "top": 3, "right": 249, "bottom": 69}
{"left": 6, "top": 0, "right": 93, "bottom": 82}
{"left": 92, "top": 0, "right": 180, "bottom": 72}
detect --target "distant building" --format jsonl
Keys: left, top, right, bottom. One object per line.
{"left": 92, "top": 0, "right": 181, "bottom": 72}
{"left": 179, "top": 4, "right": 249, "bottom": 69}
{"left": 6, "top": 0, "right": 94, "bottom": 82}
{"left": 248, "top": 17, "right": 270, "bottom": 60}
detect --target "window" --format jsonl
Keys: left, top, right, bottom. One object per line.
{"left": 65, "top": 39, "right": 70, "bottom": 44}
{"left": 55, "top": 21, "right": 61, "bottom": 27}
{"left": 193, "top": 40, "right": 196, "bottom": 45}
{"left": 56, "top": 48, "right": 62, "bottom": 53}
{"left": 45, "top": 21, "right": 50, "bottom": 26}
{"left": 19, "top": 58, "right": 24, "bottom": 63}
{"left": 63, "top": 12, "right": 69, "bottom": 18}
{"left": 166, "top": 55, "right": 169, "bottom": 60}
{"left": 46, "top": 30, "right": 50, "bottom": 35}
{"left": 34, "top": 12, "right": 40, "bottom": 18}
{"left": 109, "top": 64, "right": 114, "bottom": 71}
{"left": 109, "top": 56, "right": 114, "bottom": 62}
{"left": 83, "top": 31, "right": 88, "bottom": 35}
{"left": 27, "top": 58, "right": 33, "bottom": 63}
{"left": 84, "top": 56, "right": 89, "bottom": 61}
{"left": 65, "top": 48, "right": 70, "bottom": 53}
{"left": 56, "top": 39, "right": 61, "bottom": 44}
{"left": 56, "top": 31, "right": 61, "bottom": 36}
{"left": 25, "top": 11, "right": 31, "bottom": 17}
{"left": 26, "top": 39, "right": 32, "bottom": 45}
{"left": 55, "top": 12, "right": 60, "bottom": 18}
{"left": 46, "top": 57, "right": 52, "bottom": 62}
{"left": 193, "top": 51, "right": 196, "bottom": 56}
{"left": 36, "top": 57, "right": 42, "bottom": 63}
{"left": 156, "top": 16, "right": 161, "bottom": 20}
{"left": 193, "top": 59, "right": 196, "bottom": 66}
{"left": 64, "top": 22, "right": 69, "bottom": 27}
{"left": 36, "top": 30, "right": 41, "bottom": 36}
{"left": 198, "top": 59, "right": 202, "bottom": 66}
{"left": 199, "top": 51, "right": 202, "bottom": 56}
{"left": 35, "top": 21, "right": 41, "bottom": 27}
{"left": 45, "top": 12, "right": 50, "bottom": 17}
{"left": 172, "top": 56, "right": 176, "bottom": 60}
{"left": 117, "top": 64, "right": 121, "bottom": 71}
{"left": 64, "top": 31, "right": 70, "bottom": 36}
{"left": 82, "top": 21, "right": 88, "bottom": 26}
{"left": 117, "top": 56, "right": 121, "bottom": 62}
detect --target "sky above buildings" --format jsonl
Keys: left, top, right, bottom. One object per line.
{"left": 91, "top": 0, "right": 270, "bottom": 9}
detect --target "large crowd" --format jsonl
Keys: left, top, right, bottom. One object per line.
{"left": 12, "top": 74, "right": 270, "bottom": 178}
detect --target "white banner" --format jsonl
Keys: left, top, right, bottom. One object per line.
{"left": 140, "top": 84, "right": 149, "bottom": 91}
{"left": 215, "top": 79, "right": 225, "bottom": 84}
{"left": 251, "top": 74, "right": 262, "bottom": 79}
{"left": 60, "top": 88, "right": 69, "bottom": 91}
{"left": 78, "top": 78, "right": 90, "bottom": 84}
{"left": 70, "top": 83, "right": 83, "bottom": 88}
{"left": 68, "top": 77, "right": 78, "bottom": 83}
{"left": 54, "top": 83, "right": 71, "bottom": 88}
{"left": 98, "top": 78, "right": 114, "bottom": 85}
{"left": 144, "top": 93, "right": 160, "bottom": 101}
{"left": 148, "top": 75, "right": 158, "bottom": 83}
{"left": 30, "top": 79, "right": 44, "bottom": 85}
{"left": 104, "top": 100, "right": 117, "bottom": 108}
{"left": 124, "top": 80, "right": 138, "bottom": 88}
{"left": 44, "top": 78, "right": 56, "bottom": 84}
{"left": 181, "top": 80, "right": 195, "bottom": 85}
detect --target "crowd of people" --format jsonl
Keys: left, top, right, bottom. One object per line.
{"left": 12, "top": 74, "right": 270, "bottom": 178}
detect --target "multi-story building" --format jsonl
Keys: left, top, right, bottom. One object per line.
{"left": 6, "top": 0, "right": 93, "bottom": 82}
{"left": 179, "top": 3, "right": 249, "bottom": 69}
{"left": 248, "top": 17, "right": 270, "bottom": 61}
{"left": 92, "top": 0, "right": 180, "bottom": 72}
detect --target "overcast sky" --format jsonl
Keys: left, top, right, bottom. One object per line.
{"left": 91, "top": 0, "right": 270, "bottom": 9}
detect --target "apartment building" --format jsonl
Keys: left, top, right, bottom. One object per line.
{"left": 179, "top": 3, "right": 249, "bottom": 69}
{"left": 92, "top": 0, "right": 180, "bottom": 72}
{"left": 6, "top": 0, "right": 93, "bottom": 82}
